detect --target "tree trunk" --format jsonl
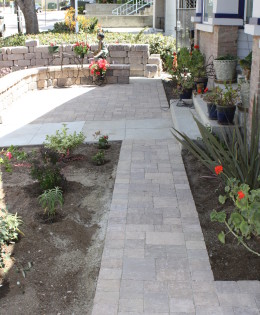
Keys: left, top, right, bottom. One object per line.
{"left": 15, "top": 0, "right": 39, "bottom": 34}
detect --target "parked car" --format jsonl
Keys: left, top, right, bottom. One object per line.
{"left": 0, "top": 14, "right": 5, "bottom": 37}
{"left": 35, "top": 3, "right": 42, "bottom": 13}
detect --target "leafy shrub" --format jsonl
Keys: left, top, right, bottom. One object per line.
{"left": 53, "top": 21, "right": 71, "bottom": 33}
{"left": 172, "top": 99, "right": 260, "bottom": 189}
{"left": 31, "top": 163, "right": 64, "bottom": 191}
{"left": 0, "top": 209, "right": 22, "bottom": 268}
{"left": 40, "top": 147, "right": 60, "bottom": 165}
{"left": 211, "top": 176, "right": 260, "bottom": 256}
{"left": 38, "top": 187, "right": 63, "bottom": 218}
{"left": 44, "top": 124, "right": 85, "bottom": 156}
{"left": 92, "top": 151, "right": 105, "bottom": 165}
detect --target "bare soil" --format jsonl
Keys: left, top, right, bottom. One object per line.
{"left": 182, "top": 150, "right": 260, "bottom": 281}
{"left": 0, "top": 142, "right": 121, "bottom": 315}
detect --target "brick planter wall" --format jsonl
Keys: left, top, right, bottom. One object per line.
{"left": 0, "top": 41, "right": 161, "bottom": 78}
{"left": 195, "top": 25, "right": 239, "bottom": 62}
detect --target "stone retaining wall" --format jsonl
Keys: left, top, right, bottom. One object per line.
{"left": 0, "top": 41, "right": 162, "bottom": 78}
{"left": 0, "top": 64, "right": 130, "bottom": 113}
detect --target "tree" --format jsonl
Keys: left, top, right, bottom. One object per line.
{"left": 15, "top": 0, "right": 39, "bottom": 34}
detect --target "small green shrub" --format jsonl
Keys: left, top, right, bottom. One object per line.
{"left": 53, "top": 21, "right": 71, "bottom": 33}
{"left": 211, "top": 176, "right": 260, "bottom": 256}
{"left": 0, "top": 209, "right": 23, "bottom": 268}
{"left": 38, "top": 187, "right": 63, "bottom": 218}
{"left": 0, "top": 146, "right": 27, "bottom": 173}
{"left": 31, "top": 163, "right": 64, "bottom": 191}
{"left": 92, "top": 151, "right": 105, "bottom": 165}
{"left": 44, "top": 124, "right": 85, "bottom": 156}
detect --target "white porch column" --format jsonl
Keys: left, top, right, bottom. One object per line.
{"left": 164, "top": 0, "right": 176, "bottom": 37}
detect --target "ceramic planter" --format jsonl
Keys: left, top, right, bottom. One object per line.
{"left": 216, "top": 105, "right": 236, "bottom": 125}
{"left": 207, "top": 103, "right": 217, "bottom": 120}
{"left": 213, "top": 60, "right": 237, "bottom": 83}
{"left": 180, "top": 88, "right": 193, "bottom": 100}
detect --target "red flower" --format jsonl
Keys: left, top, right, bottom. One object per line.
{"left": 190, "top": 52, "right": 192, "bottom": 56}
{"left": 215, "top": 165, "right": 223, "bottom": 175}
{"left": 198, "top": 89, "right": 202, "bottom": 94}
{"left": 204, "top": 87, "right": 208, "bottom": 93}
{"left": 194, "top": 45, "right": 199, "bottom": 49}
{"left": 238, "top": 191, "right": 245, "bottom": 200}
{"left": 91, "top": 69, "right": 94, "bottom": 74}
{"left": 96, "top": 71, "right": 100, "bottom": 76}
{"left": 115, "top": 41, "right": 119, "bottom": 44}
{"left": 6, "top": 152, "right": 12, "bottom": 160}
{"left": 173, "top": 52, "right": 177, "bottom": 56}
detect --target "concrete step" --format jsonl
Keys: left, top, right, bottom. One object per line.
{"left": 193, "top": 93, "right": 238, "bottom": 138}
{"left": 170, "top": 99, "right": 201, "bottom": 141}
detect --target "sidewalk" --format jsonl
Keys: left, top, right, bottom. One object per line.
{"left": 0, "top": 78, "right": 259, "bottom": 315}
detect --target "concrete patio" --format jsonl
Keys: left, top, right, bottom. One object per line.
{"left": 0, "top": 78, "right": 259, "bottom": 315}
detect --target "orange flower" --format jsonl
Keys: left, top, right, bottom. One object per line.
{"left": 215, "top": 165, "right": 223, "bottom": 175}
{"left": 238, "top": 191, "right": 245, "bottom": 200}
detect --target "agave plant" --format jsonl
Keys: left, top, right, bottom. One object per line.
{"left": 172, "top": 98, "right": 260, "bottom": 188}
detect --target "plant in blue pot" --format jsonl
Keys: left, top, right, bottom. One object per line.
{"left": 203, "top": 89, "right": 218, "bottom": 120}
{"left": 215, "top": 84, "right": 239, "bottom": 125}
{"left": 175, "top": 75, "right": 194, "bottom": 100}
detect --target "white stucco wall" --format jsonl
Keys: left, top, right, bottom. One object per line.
{"left": 164, "top": 0, "right": 176, "bottom": 36}
{"left": 252, "top": 0, "right": 260, "bottom": 17}
{"left": 214, "top": 0, "right": 239, "bottom": 14}
{"left": 237, "top": 28, "right": 253, "bottom": 59}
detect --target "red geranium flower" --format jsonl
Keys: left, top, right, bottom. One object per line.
{"left": 204, "top": 87, "right": 208, "bottom": 93}
{"left": 194, "top": 45, "right": 199, "bottom": 49}
{"left": 238, "top": 191, "right": 245, "bottom": 200}
{"left": 6, "top": 152, "right": 12, "bottom": 160}
{"left": 198, "top": 89, "right": 202, "bottom": 94}
{"left": 215, "top": 165, "right": 223, "bottom": 175}
{"left": 173, "top": 52, "right": 177, "bottom": 56}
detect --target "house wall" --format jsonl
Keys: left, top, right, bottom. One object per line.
{"left": 249, "top": 36, "right": 260, "bottom": 115}
{"left": 195, "top": 26, "right": 239, "bottom": 62}
{"left": 237, "top": 29, "right": 253, "bottom": 60}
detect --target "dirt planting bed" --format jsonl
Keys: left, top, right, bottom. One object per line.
{"left": 183, "top": 150, "right": 260, "bottom": 281}
{"left": 0, "top": 142, "right": 121, "bottom": 315}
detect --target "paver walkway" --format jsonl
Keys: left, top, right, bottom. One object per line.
{"left": 0, "top": 79, "right": 259, "bottom": 315}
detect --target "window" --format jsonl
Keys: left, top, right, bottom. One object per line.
{"left": 203, "top": 0, "right": 214, "bottom": 23}
{"left": 245, "top": 0, "right": 253, "bottom": 23}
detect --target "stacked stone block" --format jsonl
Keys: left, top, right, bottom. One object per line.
{"left": 0, "top": 64, "right": 130, "bottom": 112}
{"left": 0, "top": 41, "right": 161, "bottom": 78}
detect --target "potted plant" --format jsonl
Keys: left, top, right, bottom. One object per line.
{"left": 89, "top": 59, "right": 110, "bottom": 86}
{"left": 190, "top": 45, "right": 208, "bottom": 91}
{"left": 213, "top": 55, "right": 237, "bottom": 83}
{"left": 215, "top": 84, "right": 239, "bottom": 125}
{"left": 175, "top": 75, "right": 194, "bottom": 100}
{"left": 203, "top": 89, "right": 217, "bottom": 120}
{"left": 238, "top": 52, "right": 252, "bottom": 113}
{"left": 73, "top": 41, "right": 90, "bottom": 59}
{"left": 239, "top": 51, "right": 252, "bottom": 81}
